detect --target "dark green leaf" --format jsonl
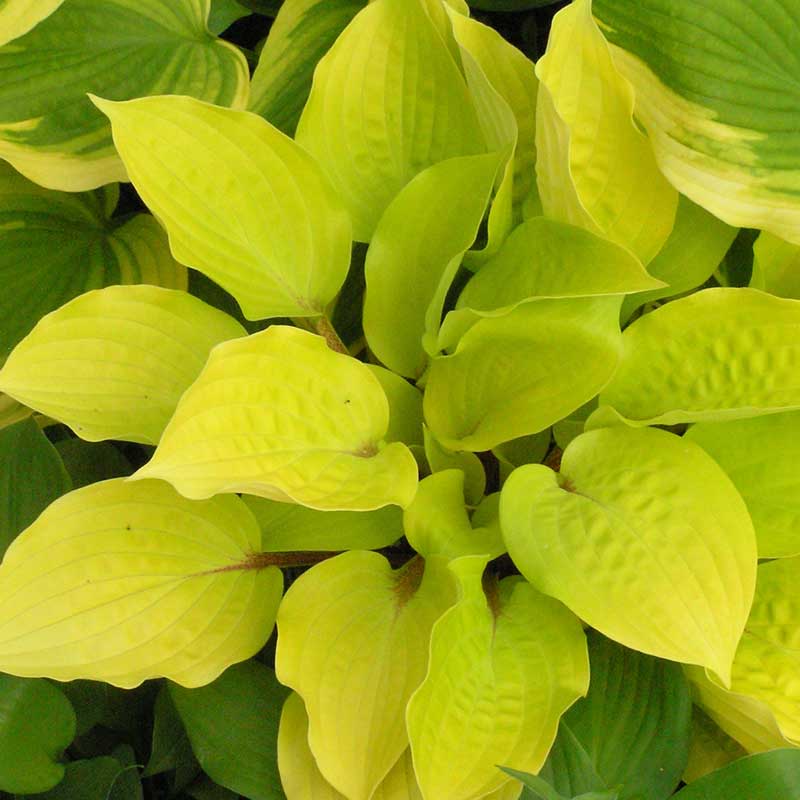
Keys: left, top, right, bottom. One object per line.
{"left": 0, "top": 418, "right": 71, "bottom": 556}
{"left": 674, "top": 750, "right": 800, "bottom": 799}
{"left": 169, "top": 660, "right": 289, "bottom": 800}
{"left": 0, "top": 675, "right": 75, "bottom": 794}
{"left": 470, "top": 0, "right": 562, "bottom": 10}
{"left": 57, "top": 681, "right": 110, "bottom": 738}
{"left": 29, "top": 757, "right": 127, "bottom": 800}
{"left": 55, "top": 439, "right": 132, "bottom": 490}
{"left": 144, "top": 686, "right": 199, "bottom": 793}
{"left": 539, "top": 632, "right": 691, "bottom": 800}
{"left": 208, "top": 0, "right": 251, "bottom": 34}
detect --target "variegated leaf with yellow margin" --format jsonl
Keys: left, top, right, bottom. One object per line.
{"left": 0, "top": 284, "right": 245, "bottom": 445}
{"left": 94, "top": 94, "right": 352, "bottom": 321}
{"left": 0, "top": 478, "right": 283, "bottom": 689}
{"left": 295, "top": 0, "right": 486, "bottom": 241}
{"left": 407, "top": 555, "right": 589, "bottom": 800}
{"left": 0, "top": 0, "right": 63, "bottom": 46}
{"left": 275, "top": 553, "right": 456, "bottom": 800}
{"left": 601, "top": 288, "right": 800, "bottom": 426}
{"left": 593, "top": 0, "right": 800, "bottom": 244}
{"left": 0, "top": 161, "right": 186, "bottom": 360}
{"left": 135, "top": 325, "right": 419, "bottom": 510}
{"left": 535, "top": 0, "right": 677, "bottom": 264}
{"left": 0, "top": 0, "right": 248, "bottom": 191}
{"left": 500, "top": 426, "right": 757, "bottom": 686}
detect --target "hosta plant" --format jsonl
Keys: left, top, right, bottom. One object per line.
{"left": 1, "top": 0, "right": 800, "bottom": 798}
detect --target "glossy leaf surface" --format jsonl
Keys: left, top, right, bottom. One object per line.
{"left": 0, "top": 0, "right": 248, "bottom": 191}
{"left": 501, "top": 426, "right": 757, "bottom": 684}
{"left": 96, "top": 94, "right": 351, "bottom": 320}
{"left": 407, "top": 556, "right": 589, "bottom": 800}
{"left": 276, "top": 552, "right": 455, "bottom": 799}
{"left": 0, "top": 478, "right": 282, "bottom": 688}
{"left": 0, "top": 285, "right": 245, "bottom": 445}
{"left": 136, "top": 326, "right": 419, "bottom": 510}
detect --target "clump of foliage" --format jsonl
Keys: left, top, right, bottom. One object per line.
{"left": 0, "top": 0, "right": 799, "bottom": 798}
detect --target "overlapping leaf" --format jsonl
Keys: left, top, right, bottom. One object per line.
{"left": 295, "top": 0, "right": 486, "bottom": 240}
{"left": 0, "top": 0, "right": 248, "bottom": 191}
{"left": 500, "top": 425, "right": 757, "bottom": 684}
{"left": 0, "top": 0, "right": 64, "bottom": 46}
{"left": 248, "top": 0, "right": 365, "bottom": 135}
{"left": 0, "top": 284, "right": 245, "bottom": 445}
{"left": 407, "top": 556, "right": 589, "bottom": 800}
{"left": 424, "top": 296, "right": 622, "bottom": 451}
{"left": 535, "top": 0, "right": 677, "bottom": 263}
{"left": 683, "top": 708, "right": 747, "bottom": 783}
{"left": 594, "top": 0, "right": 800, "bottom": 244}
{"left": 686, "top": 412, "right": 800, "bottom": 558}
{"left": 95, "top": 94, "right": 352, "bottom": 320}
{"left": 276, "top": 552, "right": 456, "bottom": 800}
{"left": 0, "top": 478, "right": 282, "bottom": 688}
{"left": 0, "top": 162, "right": 186, "bottom": 359}
{"left": 751, "top": 231, "right": 800, "bottom": 299}
{"left": 135, "top": 325, "right": 419, "bottom": 510}
{"left": 363, "top": 153, "right": 501, "bottom": 378}
{"left": 602, "top": 288, "right": 800, "bottom": 425}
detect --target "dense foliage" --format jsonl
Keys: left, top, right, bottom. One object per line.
{"left": 0, "top": 0, "right": 799, "bottom": 797}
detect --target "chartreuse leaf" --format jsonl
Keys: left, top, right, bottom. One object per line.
{"left": 403, "top": 471, "right": 504, "bottom": 561}
{"left": 0, "top": 285, "right": 245, "bottom": 445}
{"left": 243, "top": 495, "right": 404, "bottom": 552}
{"left": 449, "top": 11, "right": 537, "bottom": 208}
{"left": 539, "top": 632, "right": 691, "bottom": 800}
{"left": 249, "top": 0, "right": 365, "bottom": 135}
{"left": 0, "top": 418, "right": 71, "bottom": 556}
{"left": 94, "top": 95, "right": 351, "bottom": 320}
{"left": 0, "top": 162, "right": 186, "bottom": 358}
{"left": 407, "top": 556, "right": 589, "bottom": 800}
{"left": 751, "top": 231, "right": 800, "bottom": 299}
{"left": 0, "top": 393, "right": 30, "bottom": 431}
{"left": 424, "top": 296, "right": 622, "bottom": 451}
{"left": 169, "top": 660, "right": 288, "bottom": 800}
{"left": 422, "top": 426, "right": 486, "bottom": 506}
{"left": 363, "top": 153, "right": 500, "bottom": 379}
{"left": 708, "top": 556, "right": 800, "bottom": 746}
{"left": 135, "top": 326, "right": 419, "bottom": 510}
{"left": 368, "top": 365, "right": 424, "bottom": 447}
{"left": 276, "top": 552, "right": 456, "bottom": 800}
{"left": 620, "top": 196, "right": 737, "bottom": 320}
{"left": 673, "top": 750, "right": 800, "bottom": 800}
{"left": 278, "top": 693, "right": 433, "bottom": 800}
{"left": 0, "top": 0, "right": 248, "bottom": 192}
{"left": 0, "top": 0, "right": 64, "bottom": 46}
{"left": 0, "top": 478, "right": 282, "bottom": 688}
{"left": 0, "top": 674, "right": 75, "bottom": 793}
{"left": 535, "top": 0, "right": 677, "bottom": 264}
{"left": 684, "top": 664, "right": 791, "bottom": 754}
{"left": 683, "top": 708, "right": 747, "bottom": 783}
{"left": 686, "top": 413, "right": 800, "bottom": 558}
{"left": 501, "top": 767, "right": 616, "bottom": 800}
{"left": 501, "top": 426, "right": 757, "bottom": 685}
{"left": 457, "top": 218, "right": 663, "bottom": 316}
{"left": 602, "top": 288, "right": 800, "bottom": 425}
{"left": 593, "top": 0, "right": 800, "bottom": 245}
{"left": 295, "top": 0, "right": 486, "bottom": 241}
